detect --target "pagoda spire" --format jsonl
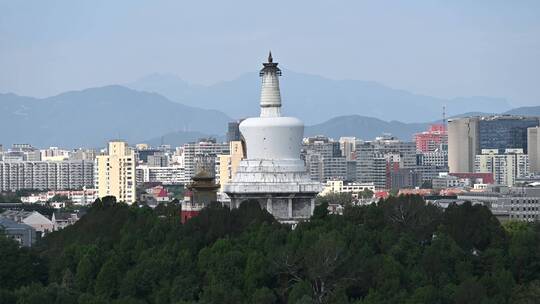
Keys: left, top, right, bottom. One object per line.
{"left": 259, "top": 52, "right": 282, "bottom": 117}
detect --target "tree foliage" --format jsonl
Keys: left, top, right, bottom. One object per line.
{"left": 1, "top": 195, "right": 540, "bottom": 303}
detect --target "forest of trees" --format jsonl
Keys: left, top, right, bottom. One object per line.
{"left": 1, "top": 195, "right": 540, "bottom": 304}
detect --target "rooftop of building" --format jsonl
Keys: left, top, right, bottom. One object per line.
{"left": 449, "top": 114, "right": 540, "bottom": 122}
{"left": 0, "top": 216, "right": 33, "bottom": 230}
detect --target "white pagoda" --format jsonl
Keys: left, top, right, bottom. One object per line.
{"left": 223, "top": 53, "right": 321, "bottom": 224}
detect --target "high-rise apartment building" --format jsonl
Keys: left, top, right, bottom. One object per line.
{"left": 414, "top": 124, "right": 448, "bottom": 153}
{"left": 0, "top": 160, "right": 94, "bottom": 191}
{"left": 474, "top": 149, "right": 529, "bottom": 186}
{"left": 449, "top": 116, "right": 539, "bottom": 173}
{"left": 417, "top": 150, "right": 448, "bottom": 168}
{"left": 182, "top": 139, "right": 229, "bottom": 184}
{"left": 96, "top": 141, "right": 136, "bottom": 204}
{"left": 135, "top": 165, "right": 184, "bottom": 185}
{"left": 302, "top": 136, "right": 349, "bottom": 182}
{"left": 529, "top": 127, "right": 540, "bottom": 174}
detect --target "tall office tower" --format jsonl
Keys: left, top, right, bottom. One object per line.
{"left": 218, "top": 141, "right": 244, "bottom": 191}
{"left": 529, "top": 127, "right": 540, "bottom": 174}
{"left": 478, "top": 116, "right": 539, "bottom": 153}
{"left": 182, "top": 139, "right": 229, "bottom": 184}
{"left": 449, "top": 116, "right": 539, "bottom": 173}
{"left": 475, "top": 149, "right": 529, "bottom": 186}
{"left": 226, "top": 121, "right": 242, "bottom": 142}
{"left": 224, "top": 53, "right": 321, "bottom": 224}
{"left": 96, "top": 141, "right": 136, "bottom": 204}
{"left": 414, "top": 124, "right": 448, "bottom": 153}
{"left": 339, "top": 137, "right": 357, "bottom": 160}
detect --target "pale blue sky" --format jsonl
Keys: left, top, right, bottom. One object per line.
{"left": 1, "top": 0, "right": 539, "bottom": 106}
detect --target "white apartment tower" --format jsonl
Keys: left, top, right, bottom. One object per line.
{"left": 474, "top": 149, "right": 529, "bottom": 186}
{"left": 96, "top": 141, "right": 136, "bottom": 204}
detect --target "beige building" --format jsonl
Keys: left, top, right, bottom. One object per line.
{"left": 218, "top": 141, "right": 244, "bottom": 191}
{"left": 529, "top": 127, "right": 540, "bottom": 174}
{"left": 96, "top": 141, "right": 136, "bottom": 204}
{"left": 474, "top": 149, "right": 528, "bottom": 186}
{"left": 448, "top": 117, "right": 479, "bottom": 173}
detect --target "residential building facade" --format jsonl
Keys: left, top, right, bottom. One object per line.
{"left": 96, "top": 141, "right": 136, "bottom": 204}
{"left": 475, "top": 149, "right": 529, "bottom": 186}
{"left": 0, "top": 160, "right": 94, "bottom": 191}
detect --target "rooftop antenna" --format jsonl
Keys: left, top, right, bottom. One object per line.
{"left": 442, "top": 105, "right": 447, "bottom": 129}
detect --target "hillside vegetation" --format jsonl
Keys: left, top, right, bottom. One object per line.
{"left": 1, "top": 196, "right": 540, "bottom": 303}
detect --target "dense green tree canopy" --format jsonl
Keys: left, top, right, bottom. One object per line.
{"left": 1, "top": 196, "right": 540, "bottom": 303}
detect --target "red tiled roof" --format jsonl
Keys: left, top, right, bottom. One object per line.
{"left": 156, "top": 188, "right": 168, "bottom": 198}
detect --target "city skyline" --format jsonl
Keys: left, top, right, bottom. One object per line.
{"left": 1, "top": 1, "right": 539, "bottom": 107}
{"left": 2, "top": 3, "right": 540, "bottom": 303}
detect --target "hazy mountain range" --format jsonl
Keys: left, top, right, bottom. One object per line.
{"left": 0, "top": 86, "right": 229, "bottom": 148}
{"left": 127, "top": 71, "right": 512, "bottom": 124}
{"left": 1, "top": 72, "right": 538, "bottom": 148}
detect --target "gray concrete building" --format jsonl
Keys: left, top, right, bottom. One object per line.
{"left": 0, "top": 217, "right": 36, "bottom": 247}
{"left": 301, "top": 136, "right": 347, "bottom": 182}
{"left": 356, "top": 135, "right": 416, "bottom": 189}
{"left": 458, "top": 186, "right": 540, "bottom": 223}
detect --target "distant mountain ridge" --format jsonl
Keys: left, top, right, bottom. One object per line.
{"left": 504, "top": 106, "right": 540, "bottom": 116}
{"left": 1, "top": 83, "right": 537, "bottom": 148}
{"left": 305, "top": 115, "right": 429, "bottom": 141}
{"left": 127, "top": 71, "right": 513, "bottom": 124}
{"left": 0, "top": 86, "right": 231, "bottom": 148}
{"left": 304, "top": 106, "right": 540, "bottom": 141}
